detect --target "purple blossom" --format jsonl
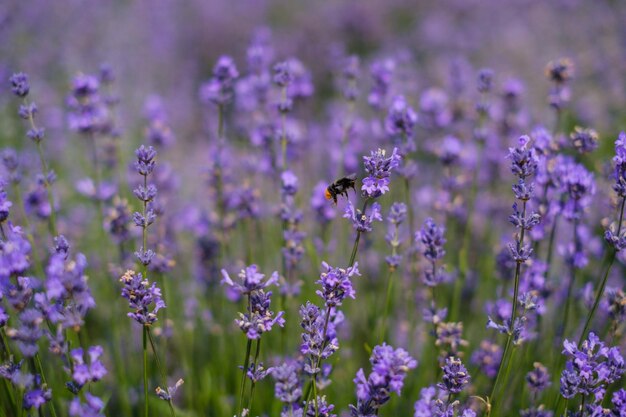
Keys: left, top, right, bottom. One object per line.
{"left": 416, "top": 218, "right": 446, "bottom": 262}
{"left": 350, "top": 343, "right": 417, "bottom": 416}
{"left": 69, "top": 393, "right": 105, "bottom": 417}
{"left": 199, "top": 55, "right": 239, "bottom": 106}
{"left": 437, "top": 356, "right": 470, "bottom": 394}
{"left": 119, "top": 270, "right": 166, "bottom": 325}
{"left": 235, "top": 289, "right": 284, "bottom": 339}
{"left": 471, "top": 340, "right": 502, "bottom": 378}
{"left": 316, "top": 262, "right": 359, "bottom": 307}
{"left": 526, "top": 362, "right": 551, "bottom": 394}
{"left": 9, "top": 73, "right": 30, "bottom": 97}
{"left": 0, "top": 224, "right": 31, "bottom": 279}
{"left": 344, "top": 201, "right": 382, "bottom": 233}
{"left": 361, "top": 148, "right": 401, "bottom": 198}
{"left": 300, "top": 302, "right": 340, "bottom": 374}
{"left": 6, "top": 308, "right": 43, "bottom": 357}
{"left": 220, "top": 264, "right": 279, "bottom": 296}
{"left": 67, "top": 346, "right": 107, "bottom": 392}
{"left": 560, "top": 332, "right": 624, "bottom": 400}
{"left": 385, "top": 95, "right": 417, "bottom": 139}
{"left": 272, "top": 360, "right": 302, "bottom": 405}
{"left": 570, "top": 127, "right": 598, "bottom": 154}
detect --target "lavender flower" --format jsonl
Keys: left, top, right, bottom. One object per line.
{"left": 67, "top": 346, "right": 107, "bottom": 393}
{"left": 316, "top": 262, "right": 360, "bottom": 307}
{"left": 361, "top": 148, "right": 401, "bottom": 198}
{"left": 437, "top": 356, "right": 470, "bottom": 394}
{"left": 199, "top": 55, "right": 239, "bottom": 106}
{"left": 119, "top": 269, "right": 166, "bottom": 326}
{"left": 155, "top": 379, "right": 184, "bottom": 402}
{"left": 235, "top": 289, "right": 284, "bottom": 339}
{"left": 272, "top": 360, "right": 302, "bottom": 405}
{"left": 0, "top": 224, "right": 31, "bottom": 279}
{"left": 570, "top": 127, "right": 598, "bottom": 154}
{"left": 6, "top": 308, "right": 43, "bottom": 357}
{"left": 526, "top": 362, "right": 550, "bottom": 394}
{"left": 368, "top": 58, "right": 395, "bottom": 109}
{"left": 300, "top": 302, "right": 339, "bottom": 374}
{"left": 471, "top": 340, "right": 502, "bottom": 378}
{"left": 221, "top": 264, "right": 279, "bottom": 296}
{"left": 350, "top": 343, "right": 417, "bottom": 416}
{"left": 560, "top": 332, "right": 624, "bottom": 400}
{"left": 416, "top": 218, "right": 448, "bottom": 287}
{"left": 385, "top": 95, "right": 417, "bottom": 139}
{"left": 344, "top": 201, "right": 382, "bottom": 232}
{"left": 69, "top": 393, "right": 105, "bottom": 417}
{"left": 9, "top": 73, "right": 30, "bottom": 97}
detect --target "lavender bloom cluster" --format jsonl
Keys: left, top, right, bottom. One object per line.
{"left": 350, "top": 343, "right": 417, "bottom": 416}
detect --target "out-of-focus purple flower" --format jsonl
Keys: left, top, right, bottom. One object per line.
{"left": 350, "top": 343, "right": 417, "bottom": 416}
{"left": 368, "top": 58, "right": 395, "bottom": 110}
{"left": 311, "top": 182, "right": 336, "bottom": 224}
{"left": 438, "top": 356, "right": 470, "bottom": 394}
{"left": 300, "top": 302, "right": 339, "bottom": 375}
{"left": 0, "top": 186, "right": 12, "bottom": 224}
{"left": 570, "top": 127, "right": 598, "bottom": 154}
{"left": 69, "top": 393, "right": 105, "bottom": 417}
{"left": 471, "top": 340, "right": 502, "bottom": 378}
{"left": 119, "top": 270, "right": 166, "bottom": 326}
{"left": 6, "top": 308, "right": 43, "bottom": 357}
{"left": 235, "top": 289, "right": 284, "bottom": 339}
{"left": 67, "top": 73, "right": 108, "bottom": 134}
{"left": 272, "top": 360, "right": 302, "bottom": 405}
{"left": 526, "top": 362, "right": 551, "bottom": 394}
{"left": 612, "top": 389, "right": 626, "bottom": 416}
{"left": 385, "top": 95, "right": 417, "bottom": 139}
{"left": 434, "top": 322, "right": 468, "bottom": 358}
{"left": 9, "top": 73, "right": 30, "bottom": 97}
{"left": 0, "top": 224, "right": 31, "bottom": 279}
{"left": 559, "top": 162, "right": 595, "bottom": 221}
{"left": 156, "top": 378, "right": 184, "bottom": 402}
{"left": 361, "top": 148, "right": 401, "bottom": 198}
{"left": 306, "top": 395, "right": 336, "bottom": 417}
{"left": 199, "top": 55, "right": 239, "bottom": 106}
{"left": 344, "top": 200, "right": 382, "bottom": 233}
{"left": 67, "top": 346, "right": 107, "bottom": 392}
{"left": 104, "top": 196, "right": 132, "bottom": 244}
{"left": 416, "top": 218, "right": 446, "bottom": 262}
{"left": 419, "top": 88, "right": 451, "bottom": 130}
{"left": 316, "top": 261, "right": 359, "bottom": 307}
{"left": 281, "top": 170, "right": 299, "bottom": 196}
{"left": 45, "top": 252, "right": 95, "bottom": 328}
{"left": 23, "top": 386, "right": 52, "bottom": 410}
{"left": 611, "top": 132, "right": 626, "bottom": 198}
{"left": 546, "top": 58, "right": 574, "bottom": 84}
{"left": 519, "top": 406, "right": 553, "bottom": 417}
{"left": 221, "top": 264, "right": 279, "bottom": 296}
{"left": 477, "top": 68, "right": 494, "bottom": 93}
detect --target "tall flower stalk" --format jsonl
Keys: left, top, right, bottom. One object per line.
{"left": 122, "top": 145, "right": 177, "bottom": 417}
{"left": 9, "top": 73, "right": 57, "bottom": 236}
{"left": 488, "top": 135, "right": 540, "bottom": 414}
{"left": 221, "top": 265, "right": 283, "bottom": 417}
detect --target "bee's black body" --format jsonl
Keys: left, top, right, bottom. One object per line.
{"left": 325, "top": 173, "right": 357, "bottom": 204}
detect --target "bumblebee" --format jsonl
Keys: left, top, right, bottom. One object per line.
{"left": 324, "top": 173, "right": 357, "bottom": 205}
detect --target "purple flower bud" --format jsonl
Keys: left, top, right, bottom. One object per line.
{"left": 9, "top": 73, "right": 30, "bottom": 97}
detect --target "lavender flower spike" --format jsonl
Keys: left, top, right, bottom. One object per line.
{"left": 361, "top": 147, "right": 402, "bottom": 198}
{"left": 221, "top": 264, "right": 279, "bottom": 296}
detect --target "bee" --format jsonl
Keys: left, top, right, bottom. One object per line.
{"left": 324, "top": 173, "right": 357, "bottom": 205}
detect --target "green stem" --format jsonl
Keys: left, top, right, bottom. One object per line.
{"left": 379, "top": 268, "right": 395, "bottom": 344}
{"left": 143, "top": 326, "right": 149, "bottom": 417}
{"left": 34, "top": 353, "right": 58, "bottom": 417}
{"left": 238, "top": 339, "right": 252, "bottom": 416}
{"left": 147, "top": 328, "right": 176, "bottom": 417}
{"left": 247, "top": 338, "right": 262, "bottom": 414}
